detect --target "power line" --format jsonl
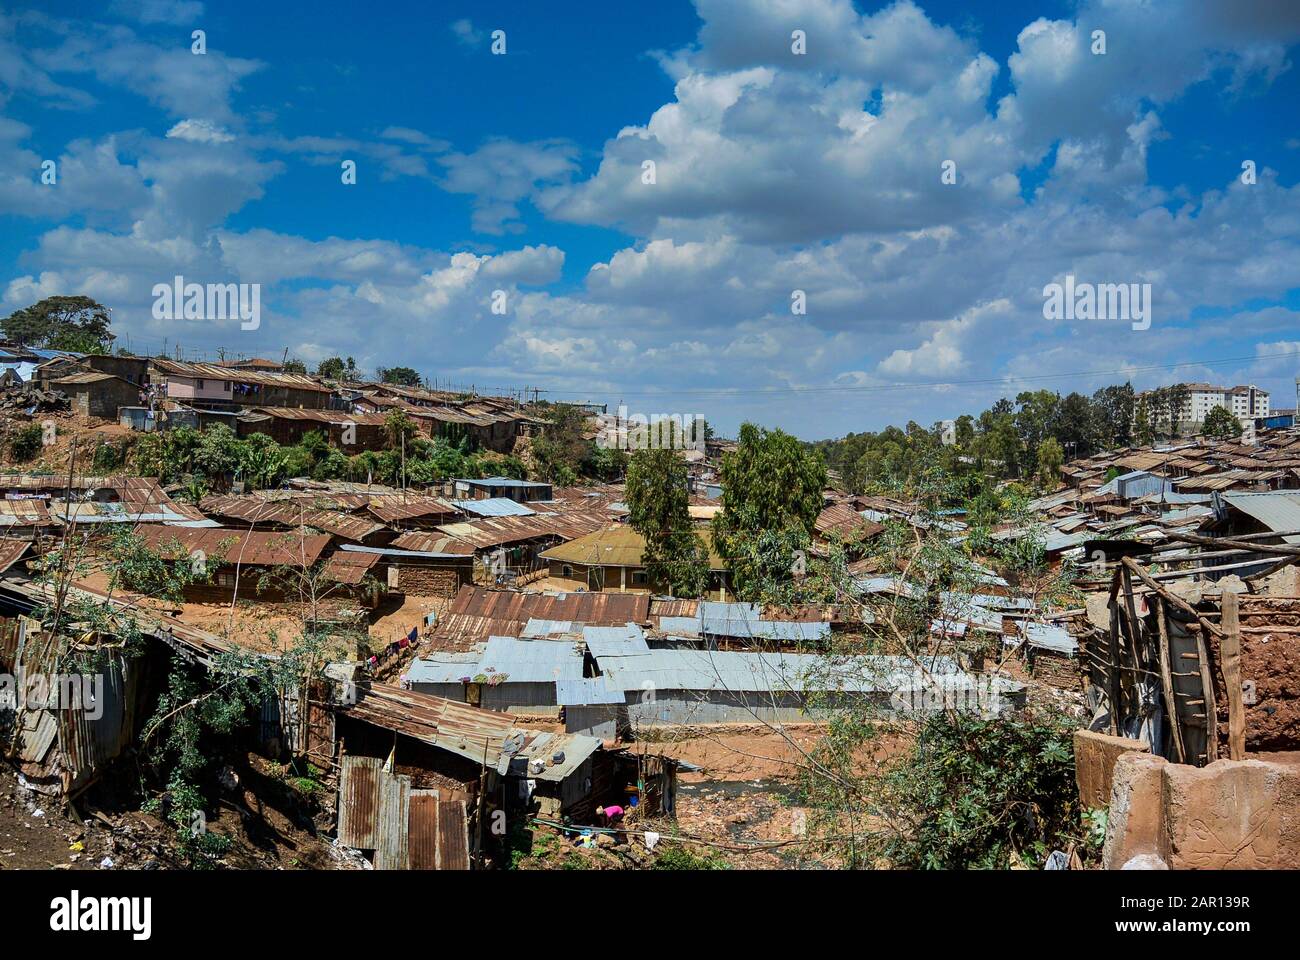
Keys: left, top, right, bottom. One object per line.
{"left": 536, "top": 349, "right": 1300, "bottom": 401}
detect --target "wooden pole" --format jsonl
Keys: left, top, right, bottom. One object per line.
{"left": 1220, "top": 589, "right": 1245, "bottom": 761}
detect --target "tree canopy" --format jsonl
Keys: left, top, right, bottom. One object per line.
{"left": 3, "top": 295, "right": 115, "bottom": 352}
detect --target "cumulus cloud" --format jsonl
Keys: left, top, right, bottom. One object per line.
{"left": 3, "top": 0, "right": 1300, "bottom": 437}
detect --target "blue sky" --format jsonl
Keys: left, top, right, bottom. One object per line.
{"left": 2, "top": 0, "right": 1299, "bottom": 439}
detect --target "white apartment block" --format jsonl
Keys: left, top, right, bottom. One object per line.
{"left": 1173, "top": 383, "right": 1270, "bottom": 423}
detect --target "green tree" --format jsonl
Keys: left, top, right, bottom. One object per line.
{"left": 532, "top": 404, "right": 593, "bottom": 484}
{"left": 1203, "top": 405, "right": 1243, "bottom": 440}
{"left": 3, "top": 295, "right": 114, "bottom": 351}
{"left": 711, "top": 423, "right": 827, "bottom": 599}
{"left": 1133, "top": 400, "right": 1155, "bottom": 446}
{"left": 626, "top": 448, "right": 709, "bottom": 597}
{"left": 282, "top": 357, "right": 307, "bottom": 374}
{"left": 378, "top": 366, "right": 421, "bottom": 387}
{"left": 1036, "top": 436, "right": 1064, "bottom": 486}
{"left": 316, "top": 356, "right": 346, "bottom": 379}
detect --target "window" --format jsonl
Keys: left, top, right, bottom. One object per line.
{"left": 631, "top": 570, "right": 649, "bottom": 586}
{"left": 223, "top": 381, "right": 232, "bottom": 391}
{"left": 196, "top": 378, "right": 205, "bottom": 389}
{"left": 561, "top": 565, "right": 573, "bottom": 577}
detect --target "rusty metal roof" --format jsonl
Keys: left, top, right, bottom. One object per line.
{"left": 429, "top": 584, "right": 650, "bottom": 649}
{"left": 0, "top": 539, "right": 31, "bottom": 574}
{"left": 321, "top": 550, "right": 380, "bottom": 584}
{"left": 245, "top": 406, "right": 390, "bottom": 426}
{"left": 134, "top": 524, "right": 332, "bottom": 567}
{"left": 433, "top": 511, "right": 608, "bottom": 550}
{"left": 388, "top": 531, "right": 476, "bottom": 556}
{"left": 365, "top": 495, "right": 460, "bottom": 524}
{"left": 152, "top": 358, "right": 332, "bottom": 392}
{"left": 340, "top": 682, "right": 600, "bottom": 782}
{"left": 0, "top": 500, "right": 53, "bottom": 526}
{"left": 198, "top": 495, "right": 386, "bottom": 541}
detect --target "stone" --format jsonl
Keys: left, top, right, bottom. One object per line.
{"left": 1102, "top": 753, "right": 1166, "bottom": 869}
{"left": 1074, "top": 728, "right": 1150, "bottom": 810}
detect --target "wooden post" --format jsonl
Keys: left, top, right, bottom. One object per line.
{"left": 1220, "top": 589, "right": 1246, "bottom": 761}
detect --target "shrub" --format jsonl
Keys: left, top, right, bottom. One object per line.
{"left": 863, "top": 708, "right": 1080, "bottom": 869}
{"left": 8, "top": 423, "right": 45, "bottom": 461}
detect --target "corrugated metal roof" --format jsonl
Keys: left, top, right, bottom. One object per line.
{"left": 152, "top": 358, "right": 332, "bottom": 392}
{"left": 246, "top": 406, "right": 389, "bottom": 425}
{"left": 0, "top": 539, "right": 31, "bottom": 574}
{"left": 520, "top": 618, "right": 578, "bottom": 639}
{"left": 447, "top": 497, "right": 535, "bottom": 517}
{"left": 1021, "top": 622, "right": 1078, "bottom": 654}
{"left": 1222, "top": 491, "right": 1300, "bottom": 544}
{"left": 556, "top": 676, "right": 625, "bottom": 706}
{"left": 435, "top": 511, "right": 608, "bottom": 550}
{"left": 134, "top": 524, "right": 332, "bottom": 567}
{"left": 596, "top": 649, "right": 964, "bottom": 694}
{"left": 341, "top": 682, "right": 600, "bottom": 782}
{"left": 429, "top": 586, "right": 650, "bottom": 649}
{"left": 321, "top": 550, "right": 380, "bottom": 584}
{"left": 476, "top": 635, "right": 584, "bottom": 683}
{"left": 582, "top": 623, "right": 651, "bottom": 658}
{"left": 365, "top": 495, "right": 459, "bottom": 523}
{"left": 698, "top": 601, "right": 831, "bottom": 642}
{"left": 199, "top": 495, "right": 386, "bottom": 541}
{"left": 459, "top": 476, "right": 551, "bottom": 489}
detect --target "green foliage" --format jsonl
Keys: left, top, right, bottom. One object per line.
{"left": 653, "top": 843, "right": 730, "bottom": 870}
{"left": 315, "top": 356, "right": 355, "bottom": 380}
{"left": 626, "top": 448, "right": 710, "bottom": 597}
{"left": 8, "top": 423, "right": 45, "bottom": 462}
{"left": 378, "top": 365, "right": 421, "bottom": 386}
{"left": 3, "top": 295, "right": 114, "bottom": 351}
{"left": 812, "top": 380, "right": 1153, "bottom": 488}
{"left": 1035, "top": 436, "right": 1064, "bottom": 486}
{"left": 91, "top": 437, "right": 126, "bottom": 472}
{"left": 711, "top": 423, "right": 827, "bottom": 599}
{"left": 1203, "top": 405, "right": 1243, "bottom": 440}
{"left": 532, "top": 404, "right": 595, "bottom": 484}
{"left": 802, "top": 708, "right": 1080, "bottom": 869}
{"left": 282, "top": 358, "right": 307, "bottom": 374}
{"left": 142, "top": 632, "right": 329, "bottom": 867}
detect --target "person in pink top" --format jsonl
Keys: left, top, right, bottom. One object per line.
{"left": 596, "top": 805, "right": 624, "bottom": 827}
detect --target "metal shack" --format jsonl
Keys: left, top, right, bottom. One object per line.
{"left": 406, "top": 635, "right": 584, "bottom": 711}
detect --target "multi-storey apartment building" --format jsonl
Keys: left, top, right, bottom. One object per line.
{"left": 1171, "top": 383, "right": 1270, "bottom": 424}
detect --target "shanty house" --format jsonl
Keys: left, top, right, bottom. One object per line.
{"left": 540, "top": 525, "right": 731, "bottom": 598}
{"left": 452, "top": 476, "right": 553, "bottom": 504}
{"left": 150, "top": 358, "right": 332, "bottom": 410}
{"left": 50, "top": 371, "right": 139, "bottom": 419}
{"left": 134, "top": 524, "right": 333, "bottom": 602}
{"left": 238, "top": 407, "right": 390, "bottom": 451}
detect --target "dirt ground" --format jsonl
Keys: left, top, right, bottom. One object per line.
{"left": 0, "top": 754, "right": 354, "bottom": 871}
{"left": 0, "top": 412, "right": 131, "bottom": 473}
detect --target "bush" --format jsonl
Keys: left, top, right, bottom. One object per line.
{"left": 863, "top": 708, "right": 1079, "bottom": 869}
{"left": 653, "top": 844, "right": 730, "bottom": 870}
{"left": 8, "top": 423, "right": 45, "bottom": 461}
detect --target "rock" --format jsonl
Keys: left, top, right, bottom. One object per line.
{"left": 1121, "top": 854, "right": 1168, "bottom": 870}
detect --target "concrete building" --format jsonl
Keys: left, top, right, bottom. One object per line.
{"left": 1169, "top": 383, "right": 1270, "bottom": 425}
{"left": 50, "top": 371, "right": 139, "bottom": 419}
